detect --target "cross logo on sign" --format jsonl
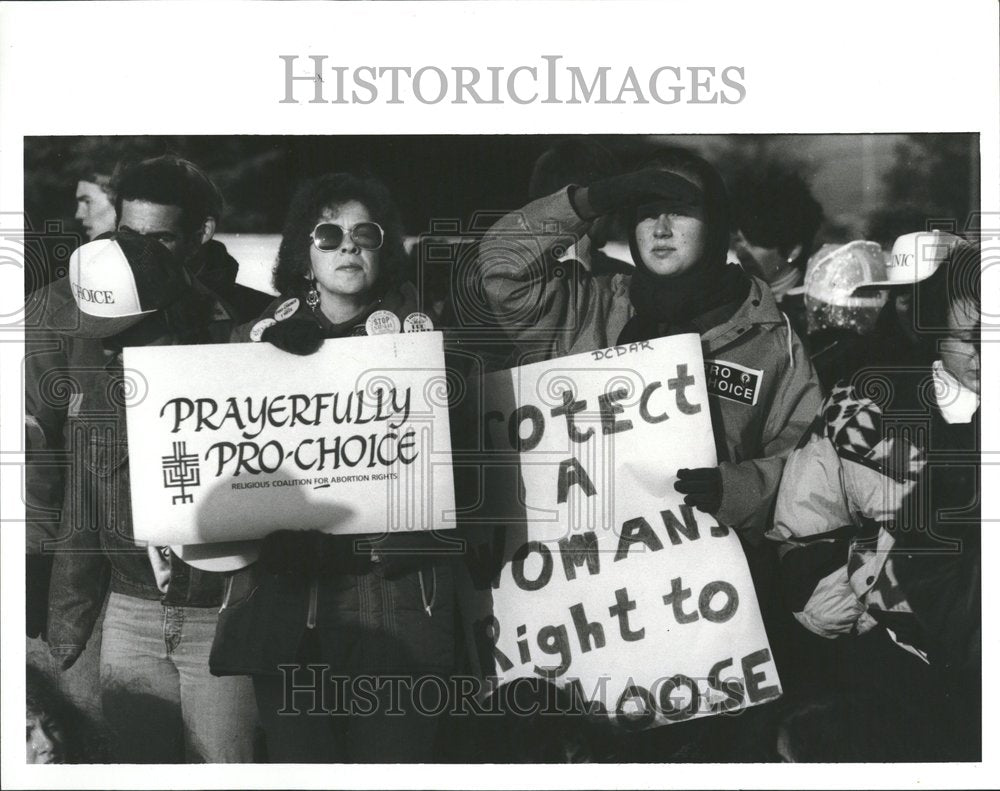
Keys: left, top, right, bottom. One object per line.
{"left": 161, "top": 441, "right": 201, "bottom": 505}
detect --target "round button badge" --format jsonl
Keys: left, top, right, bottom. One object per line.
{"left": 273, "top": 297, "right": 300, "bottom": 322}
{"left": 403, "top": 312, "right": 434, "bottom": 333}
{"left": 365, "top": 310, "right": 401, "bottom": 335}
{"left": 249, "top": 318, "right": 277, "bottom": 342}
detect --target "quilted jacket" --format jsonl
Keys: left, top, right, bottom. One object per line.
{"left": 767, "top": 368, "right": 980, "bottom": 670}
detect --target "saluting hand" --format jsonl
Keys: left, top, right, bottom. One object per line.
{"left": 572, "top": 168, "right": 700, "bottom": 220}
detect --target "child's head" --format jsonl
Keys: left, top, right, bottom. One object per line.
{"left": 25, "top": 664, "right": 105, "bottom": 763}
{"left": 26, "top": 666, "right": 68, "bottom": 764}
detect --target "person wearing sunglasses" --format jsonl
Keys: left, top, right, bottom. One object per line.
{"left": 230, "top": 171, "right": 420, "bottom": 352}
{"left": 210, "top": 173, "right": 456, "bottom": 763}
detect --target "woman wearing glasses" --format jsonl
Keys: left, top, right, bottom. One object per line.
{"left": 210, "top": 173, "right": 455, "bottom": 763}
{"left": 245, "top": 174, "right": 421, "bottom": 347}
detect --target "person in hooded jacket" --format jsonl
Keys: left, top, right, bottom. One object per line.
{"left": 479, "top": 148, "right": 821, "bottom": 543}
{"left": 477, "top": 147, "right": 822, "bottom": 758}
{"left": 210, "top": 172, "right": 457, "bottom": 763}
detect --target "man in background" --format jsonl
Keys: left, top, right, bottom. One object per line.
{"left": 74, "top": 169, "right": 117, "bottom": 241}
{"left": 729, "top": 163, "right": 824, "bottom": 341}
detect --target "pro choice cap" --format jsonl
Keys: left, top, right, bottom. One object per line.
{"left": 804, "top": 240, "right": 888, "bottom": 335}
{"left": 852, "top": 230, "right": 962, "bottom": 293}
{"left": 49, "top": 231, "right": 191, "bottom": 338}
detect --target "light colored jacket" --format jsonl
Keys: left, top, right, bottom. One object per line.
{"left": 766, "top": 382, "right": 919, "bottom": 645}
{"left": 767, "top": 374, "right": 980, "bottom": 667}
{"left": 479, "top": 187, "right": 823, "bottom": 540}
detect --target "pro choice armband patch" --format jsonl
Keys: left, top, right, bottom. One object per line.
{"left": 704, "top": 359, "right": 762, "bottom": 406}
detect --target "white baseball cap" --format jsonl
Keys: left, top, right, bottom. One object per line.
{"left": 852, "top": 230, "right": 962, "bottom": 293}
{"left": 49, "top": 232, "right": 191, "bottom": 338}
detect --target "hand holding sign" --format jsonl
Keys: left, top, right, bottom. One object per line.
{"left": 457, "top": 333, "right": 781, "bottom": 731}
{"left": 674, "top": 467, "right": 723, "bottom": 514}
{"left": 259, "top": 315, "right": 325, "bottom": 355}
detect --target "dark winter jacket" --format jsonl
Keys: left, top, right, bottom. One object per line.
{"left": 25, "top": 276, "right": 237, "bottom": 665}
{"left": 191, "top": 239, "right": 273, "bottom": 324}
{"left": 210, "top": 282, "right": 457, "bottom": 676}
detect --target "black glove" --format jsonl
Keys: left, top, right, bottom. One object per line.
{"left": 674, "top": 467, "right": 723, "bottom": 515}
{"left": 359, "top": 530, "right": 462, "bottom": 580}
{"left": 260, "top": 318, "right": 325, "bottom": 356}
{"left": 258, "top": 530, "right": 373, "bottom": 576}
{"left": 571, "top": 168, "right": 702, "bottom": 221}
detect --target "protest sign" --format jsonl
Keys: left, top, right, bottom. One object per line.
{"left": 123, "top": 332, "right": 455, "bottom": 547}
{"left": 457, "top": 333, "right": 781, "bottom": 729}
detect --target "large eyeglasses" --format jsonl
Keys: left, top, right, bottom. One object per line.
{"left": 310, "top": 221, "right": 384, "bottom": 252}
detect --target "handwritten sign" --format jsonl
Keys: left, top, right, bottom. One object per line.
{"left": 457, "top": 334, "right": 780, "bottom": 729}
{"left": 123, "top": 332, "right": 455, "bottom": 546}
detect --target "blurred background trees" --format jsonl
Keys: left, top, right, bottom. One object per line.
{"left": 23, "top": 133, "right": 979, "bottom": 289}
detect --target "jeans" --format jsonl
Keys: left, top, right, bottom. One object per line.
{"left": 100, "top": 592, "right": 256, "bottom": 763}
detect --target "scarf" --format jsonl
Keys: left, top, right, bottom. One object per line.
{"left": 619, "top": 259, "right": 750, "bottom": 343}
{"left": 931, "top": 360, "right": 979, "bottom": 424}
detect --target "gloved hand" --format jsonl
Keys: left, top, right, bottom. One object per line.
{"left": 674, "top": 467, "right": 723, "bottom": 515}
{"left": 258, "top": 530, "right": 373, "bottom": 576}
{"left": 358, "top": 530, "right": 462, "bottom": 580}
{"left": 571, "top": 168, "right": 702, "bottom": 221}
{"left": 260, "top": 318, "right": 325, "bottom": 356}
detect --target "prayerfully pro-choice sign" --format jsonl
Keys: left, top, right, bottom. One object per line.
{"left": 123, "top": 332, "right": 455, "bottom": 545}
{"left": 457, "top": 334, "right": 781, "bottom": 730}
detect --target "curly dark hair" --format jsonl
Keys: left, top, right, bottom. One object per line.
{"left": 273, "top": 172, "right": 407, "bottom": 298}
{"left": 26, "top": 664, "right": 108, "bottom": 763}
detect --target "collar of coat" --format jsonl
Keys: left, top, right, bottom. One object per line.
{"left": 610, "top": 271, "right": 782, "bottom": 354}
{"left": 691, "top": 275, "right": 784, "bottom": 353}
{"left": 931, "top": 360, "right": 979, "bottom": 424}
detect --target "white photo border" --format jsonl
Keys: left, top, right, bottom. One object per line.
{"left": 1, "top": 0, "right": 998, "bottom": 788}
